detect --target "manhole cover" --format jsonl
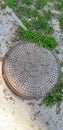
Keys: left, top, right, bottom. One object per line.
{"left": 2, "top": 42, "right": 59, "bottom": 99}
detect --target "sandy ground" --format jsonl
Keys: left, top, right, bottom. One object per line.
{"left": 0, "top": 3, "right": 63, "bottom": 130}
{"left": 0, "top": 8, "right": 17, "bottom": 59}
{"left": 0, "top": 59, "right": 63, "bottom": 130}
{"left": 0, "top": 62, "right": 49, "bottom": 130}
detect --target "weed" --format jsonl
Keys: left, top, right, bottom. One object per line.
{"left": 6, "top": 0, "right": 18, "bottom": 9}
{"left": 43, "top": 79, "right": 63, "bottom": 107}
{"left": 36, "top": 0, "right": 48, "bottom": 9}
{"left": 42, "top": 10, "right": 54, "bottom": 21}
{"left": 22, "top": 20, "right": 32, "bottom": 30}
{"left": 15, "top": 6, "right": 34, "bottom": 18}
{"left": 17, "top": 28, "right": 56, "bottom": 50}
{"left": 54, "top": 0, "right": 63, "bottom": 11}
{"left": 45, "top": 26, "right": 54, "bottom": 34}
{"left": 15, "top": 7, "right": 40, "bottom": 21}
{"left": 31, "top": 18, "right": 48, "bottom": 29}
{"left": 5, "top": 0, "right": 54, "bottom": 35}
{"left": 21, "top": 0, "right": 33, "bottom": 5}
{"left": 30, "top": 9, "right": 39, "bottom": 17}
{"left": 31, "top": 17, "right": 54, "bottom": 34}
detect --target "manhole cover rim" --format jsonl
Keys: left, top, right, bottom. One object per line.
{"left": 2, "top": 42, "right": 60, "bottom": 99}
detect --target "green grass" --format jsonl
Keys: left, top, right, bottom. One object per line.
{"left": 17, "top": 28, "right": 56, "bottom": 50}
{"left": 15, "top": 6, "right": 39, "bottom": 19}
{"left": 6, "top": 0, "right": 18, "bottom": 9}
{"left": 30, "top": 9, "right": 39, "bottom": 17}
{"left": 31, "top": 18, "right": 48, "bottom": 30}
{"left": 5, "top": 0, "right": 54, "bottom": 35}
{"left": 54, "top": 0, "right": 63, "bottom": 11}
{"left": 31, "top": 17, "right": 54, "bottom": 34}
{"left": 21, "top": 0, "right": 33, "bottom": 5}
{"left": 43, "top": 80, "right": 63, "bottom": 107}
{"left": 15, "top": 6, "right": 54, "bottom": 34}
{"left": 22, "top": 20, "right": 32, "bottom": 30}
{"left": 36, "top": 0, "right": 48, "bottom": 9}
{"left": 42, "top": 10, "right": 54, "bottom": 21}
{"left": 14, "top": 5, "right": 54, "bottom": 34}
{"left": 15, "top": 6, "right": 31, "bottom": 18}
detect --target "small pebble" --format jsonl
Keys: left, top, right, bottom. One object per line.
{"left": 31, "top": 115, "right": 36, "bottom": 121}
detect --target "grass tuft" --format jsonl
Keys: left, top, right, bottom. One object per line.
{"left": 54, "top": 0, "right": 63, "bottom": 11}
{"left": 21, "top": 0, "right": 33, "bottom": 5}
{"left": 31, "top": 17, "right": 54, "bottom": 34}
{"left": 15, "top": 6, "right": 37, "bottom": 18}
{"left": 18, "top": 28, "right": 56, "bottom": 50}
{"left": 6, "top": 0, "right": 18, "bottom": 9}
{"left": 43, "top": 80, "right": 63, "bottom": 107}
{"left": 43, "top": 10, "right": 54, "bottom": 21}
{"left": 36, "top": 0, "right": 48, "bottom": 9}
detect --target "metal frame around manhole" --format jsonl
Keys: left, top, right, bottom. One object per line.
{"left": 2, "top": 42, "right": 60, "bottom": 99}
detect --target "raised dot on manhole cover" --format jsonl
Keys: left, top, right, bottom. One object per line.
{"left": 2, "top": 42, "right": 59, "bottom": 99}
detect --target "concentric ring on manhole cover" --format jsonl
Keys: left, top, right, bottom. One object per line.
{"left": 2, "top": 42, "right": 59, "bottom": 99}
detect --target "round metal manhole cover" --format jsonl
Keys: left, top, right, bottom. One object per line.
{"left": 2, "top": 42, "right": 59, "bottom": 99}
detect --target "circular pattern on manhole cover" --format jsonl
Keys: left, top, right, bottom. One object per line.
{"left": 2, "top": 42, "right": 59, "bottom": 99}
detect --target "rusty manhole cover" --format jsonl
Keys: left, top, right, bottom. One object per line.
{"left": 2, "top": 42, "right": 59, "bottom": 99}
